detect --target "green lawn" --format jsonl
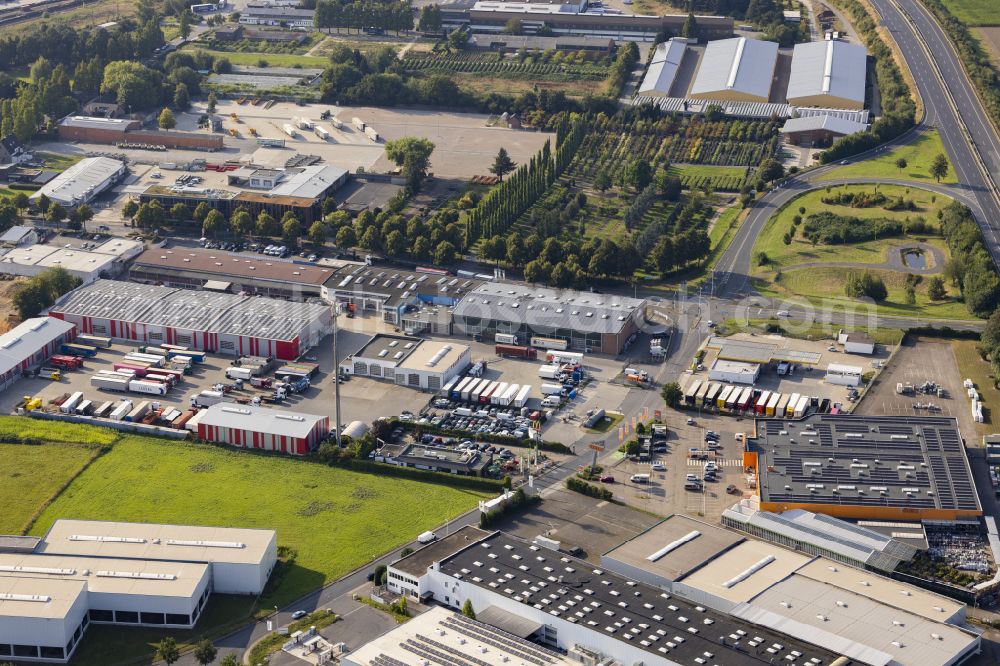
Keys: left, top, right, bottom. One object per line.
{"left": 184, "top": 47, "right": 327, "bottom": 68}
{"left": 818, "top": 129, "right": 958, "bottom": 184}
{"left": 36, "top": 152, "right": 85, "bottom": 172}
{"left": 952, "top": 339, "right": 1000, "bottom": 440}
{"left": 31, "top": 434, "right": 490, "bottom": 610}
{"left": 0, "top": 442, "right": 104, "bottom": 534}
{"left": 669, "top": 165, "right": 748, "bottom": 179}
{"left": 941, "top": 0, "right": 999, "bottom": 26}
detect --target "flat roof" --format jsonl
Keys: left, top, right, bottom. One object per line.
{"left": 755, "top": 415, "right": 982, "bottom": 514}
{"left": 711, "top": 359, "right": 760, "bottom": 374}
{"left": 398, "top": 340, "right": 470, "bottom": 373}
{"left": 706, "top": 336, "right": 823, "bottom": 365}
{"left": 0, "top": 536, "right": 41, "bottom": 553}
{"left": 133, "top": 248, "right": 339, "bottom": 286}
{"left": 391, "top": 525, "right": 490, "bottom": 577}
{"left": 438, "top": 531, "right": 839, "bottom": 666}
{"left": 326, "top": 265, "right": 484, "bottom": 309}
{"left": 0, "top": 317, "right": 75, "bottom": 377}
{"left": 29, "top": 157, "right": 124, "bottom": 206}
{"left": 378, "top": 442, "right": 491, "bottom": 473}
{"left": 787, "top": 40, "right": 867, "bottom": 106}
{"left": 676, "top": 540, "right": 812, "bottom": 604}
{"left": 0, "top": 244, "right": 120, "bottom": 274}
{"left": 198, "top": 403, "right": 327, "bottom": 439}
{"left": 346, "top": 606, "right": 576, "bottom": 666}
{"left": 737, "top": 576, "right": 978, "bottom": 666}
{"left": 60, "top": 116, "right": 136, "bottom": 130}
{"left": 38, "top": 520, "right": 275, "bottom": 566}
{"left": 270, "top": 164, "right": 347, "bottom": 199}
{"left": 691, "top": 37, "right": 778, "bottom": 99}
{"left": 602, "top": 515, "right": 743, "bottom": 582}
{"left": 0, "top": 552, "right": 208, "bottom": 599}
{"left": 0, "top": 576, "right": 84, "bottom": 620}
{"left": 353, "top": 334, "right": 421, "bottom": 365}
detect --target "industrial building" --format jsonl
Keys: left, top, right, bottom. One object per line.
{"left": 0, "top": 520, "right": 276, "bottom": 662}
{"left": 705, "top": 335, "right": 823, "bottom": 366}
{"left": 825, "top": 362, "right": 863, "bottom": 386}
{"left": 238, "top": 5, "right": 314, "bottom": 26}
{"left": 339, "top": 334, "right": 471, "bottom": 392}
{"left": 637, "top": 38, "right": 687, "bottom": 97}
{"left": 49, "top": 279, "right": 331, "bottom": 360}
{"left": 708, "top": 359, "right": 760, "bottom": 384}
{"left": 374, "top": 441, "right": 493, "bottom": 475}
{"left": 195, "top": 402, "right": 330, "bottom": 455}
{"left": 0, "top": 237, "right": 142, "bottom": 284}
{"left": 28, "top": 157, "right": 125, "bottom": 208}
{"left": 452, "top": 283, "right": 645, "bottom": 354}
{"left": 58, "top": 116, "right": 223, "bottom": 151}
{"left": 780, "top": 113, "right": 870, "bottom": 145}
{"left": 599, "top": 515, "right": 979, "bottom": 666}
{"left": 839, "top": 330, "right": 876, "bottom": 354}
{"left": 786, "top": 39, "right": 867, "bottom": 110}
{"left": 722, "top": 500, "right": 919, "bottom": 573}
{"left": 322, "top": 265, "right": 484, "bottom": 329}
{"left": 751, "top": 415, "right": 982, "bottom": 521}
{"left": 690, "top": 37, "right": 779, "bottom": 103}
{"left": 0, "top": 317, "right": 76, "bottom": 392}
{"left": 0, "top": 226, "right": 38, "bottom": 247}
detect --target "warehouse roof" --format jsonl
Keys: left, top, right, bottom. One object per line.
{"left": 638, "top": 38, "right": 686, "bottom": 95}
{"left": 0, "top": 553, "right": 209, "bottom": 599}
{"left": 601, "top": 514, "right": 743, "bottom": 582}
{"left": 211, "top": 297, "right": 328, "bottom": 341}
{"left": 38, "top": 519, "right": 276, "bottom": 566}
{"left": 0, "top": 576, "right": 84, "bottom": 620}
{"left": 690, "top": 37, "right": 778, "bottom": 100}
{"left": 59, "top": 116, "right": 137, "bottom": 131}
{"left": 197, "top": 403, "right": 327, "bottom": 440}
{"left": 142, "top": 289, "right": 246, "bottom": 331}
{"left": 0, "top": 317, "right": 75, "bottom": 379}
{"left": 270, "top": 164, "right": 347, "bottom": 199}
{"left": 710, "top": 359, "right": 760, "bottom": 376}
{"left": 29, "top": 157, "right": 124, "bottom": 207}
{"left": 398, "top": 340, "right": 470, "bottom": 373}
{"left": 706, "top": 335, "right": 823, "bottom": 364}
{"left": 133, "top": 248, "right": 340, "bottom": 286}
{"left": 438, "top": 531, "right": 840, "bottom": 666}
{"left": 391, "top": 525, "right": 489, "bottom": 577}
{"left": 351, "top": 334, "right": 421, "bottom": 364}
{"left": 325, "top": 265, "right": 484, "bottom": 309}
{"left": 734, "top": 576, "right": 978, "bottom": 666}
{"left": 786, "top": 40, "right": 867, "bottom": 106}
{"left": 754, "top": 415, "right": 981, "bottom": 514}
{"left": 347, "top": 606, "right": 576, "bottom": 666}
{"left": 676, "top": 540, "right": 811, "bottom": 604}
{"left": 0, "top": 244, "right": 121, "bottom": 275}
{"left": 0, "top": 226, "right": 34, "bottom": 244}
{"left": 50, "top": 280, "right": 176, "bottom": 322}
{"left": 781, "top": 114, "right": 869, "bottom": 136}
{"left": 454, "top": 283, "right": 643, "bottom": 335}
{"left": 722, "top": 502, "right": 918, "bottom": 571}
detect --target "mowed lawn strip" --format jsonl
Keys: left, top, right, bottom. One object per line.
{"left": 818, "top": 129, "right": 958, "bottom": 184}
{"left": 30, "top": 434, "right": 490, "bottom": 608}
{"left": 952, "top": 339, "right": 1000, "bottom": 440}
{"left": 942, "top": 0, "right": 999, "bottom": 26}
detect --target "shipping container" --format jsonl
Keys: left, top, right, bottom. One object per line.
{"left": 92, "top": 375, "right": 130, "bottom": 391}
{"left": 295, "top": 117, "right": 314, "bottom": 130}
{"left": 76, "top": 334, "right": 111, "bottom": 348}
{"left": 495, "top": 333, "right": 519, "bottom": 345}
{"left": 191, "top": 390, "right": 228, "bottom": 408}
{"left": 74, "top": 399, "right": 93, "bottom": 416}
{"left": 138, "top": 346, "right": 168, "bottom": 357}
{"left": 60, "top": 392, "right": 84, "bottom": 414}
{"left": 717, "top": 385, "right": 734, "bottom": 409}
{"left": 129, "top": 380, "right": 168, "bottom": 396}
{"left": 794, "top": 395, "right": 810, "bottom": 418}
{"left": 114, "top": 363, "right": 147, "bottom": 377}
{"left": 109, "top": 400, "right": 133, "bottom": 421}
{"left": 513, "top": 384, "right": 532, "bottom": 408}
{"left": 283, "top": 123, "right": 297, "bottom": 137}
{"left": 315, "top": 126, "right": 331, "bottom": 140}
{"left": 352, "top": 116, "right": 365, "bottom": 131}
{"left": 684, "top": 380, "right": 702, "bottom": 405}
{"left": 490, "top": 382, "right": 510, "bottom": 405}
{"left": 785, "top": 393, "right": 801, "bottom": 416}
{"left": 50, "top": 354, "right": 84, "bottom": 369}
{"left": 495, "top": 344, "right": 536, "bottom": 359}
{"left": 331, "top": 117, "right": 343, "bottom": 129}
{"left": 461, "top": 378, "right": 485, "bottom": 402}
{"left": 470, "top": 379, "right": 491, "bottom": 404}
{"left": 169, "top": 349, "right": 205, "bottom": 363}
{"left": 226, "top": 367, "right": 253, "bottom": 381}
{"left": 530, "top": 336, "right": 568, "bottom": 351}
{"left": 125, "top": 401, "right": 150, "bottom": 422}
{"left": 736, "top": 386, "right": 754, "bottom": 411}
{"left": 171, "top": 409, "right": 197, "bottom": 429}
{"left": 60, "top": 343, "right": 97, "bottom": 357}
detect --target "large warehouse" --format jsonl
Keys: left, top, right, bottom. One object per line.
{"left": 0, "top": 236, "right": 142, "bottom": 284}
{"left": 58, "top": 116, "right": 223, "bottom": 151}
{"left": 786, "top": 39, "right": 867, "bottom": 109}
{"left": 339, "top": 334, "right": 471, "bottom": 392}
{"left": 690, "top": 37, "right": 779, "bottom": 103}
{"left": 0, "top": 520, "right": 276, "bottom": 663}
{"left": 49, "top": 280, "right": 331, "bottom": 360}
{"left": 28, "top": 157, "right": 126, "bottom": 208}
{"left": 637, "top": 38, "right": 687, "bottom": 97}
{"left": 452, "top": 283, "right": 645, "bottom": 354}
{"left": 751, "top": 414, "right": 982, "bottom": 521}
{"left": 0, "top": 317, "right": 76, "bottom": 392}
{"left": 195, "top": 403, "right": 330, "bottom": 455}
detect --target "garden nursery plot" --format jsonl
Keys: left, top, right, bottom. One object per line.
{"left": 401, "top": 50, "right": 613, "bottom": 81}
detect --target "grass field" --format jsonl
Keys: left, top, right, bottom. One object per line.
{"left": 30, "top": 435, "right": 490, "bottom": 609}
{"left": 721, "top": 318, "right": 904, "bottom": 346}
{"left": 183, "top": 47, "right": 327, "bottom": 68}
{"left": 36, "top": 152, "right": 84, "bottom": 171}
{"left": 750, "top": 184, "right": 973, "bottom": 320}
{"left": 952, "top": 340, "right": 999, "bottom": 440}
{"left": 942, "top": 0, "right": 999, "bottom": 26}
{"left": 819, "top": 129, "right": 958, "bottom": 184}
{"left": 0, "top": 0, "right": 136, "bottom": 35}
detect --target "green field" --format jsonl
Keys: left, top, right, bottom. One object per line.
{"left": 942, "top": 0, "right": 999, "bottom": 26}
{"left": 751, "top": 184, "right": 973, "bottom": 320}
{"left": 183, "top": 47, "right": 327, "bottom": 68}
{"left": 36, "top": 152, "right": 85, "bottom": 172}
{"left": 952, "top": 339, "right": 999, "bottom": 439}
{"left": 819, "top": 129, "right": 958, "bottom": 184}
{"left": 30, "top": 435, "right": 489, "bottom": 609}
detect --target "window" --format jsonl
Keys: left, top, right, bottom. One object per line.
{"left": 141, "top": 612, "right": 166, "bottom": 625}
{"left": 91, "top": 324, "right": 107, "bottom": 334}
{"left": 408, "top": 373, "right": 420, "bottom": 387}
{"left": 370, "top": 364, "right": 382, "bottom": 377}
{"left": 12, "top": 645, "right": 37, "bottom": 658}
{"left": 148, "top": 332, "right": 163, "bottom": 341}
{"left": 40, "top": 646, "right": 65, "bottom": 659}
{"left": 177, "top": 334, "right": 193, "bottom": 345}
{"left": 115, "top": 611, "right": 139, "bottom": 624}
{"left": 89, "top": 609, "right": 113, "bottom": 623}
{"left": 354, "top": 361, "right": 368, "bottom": 375}
{"left": 166, "top": 613, "right": 190, "bottom": 625}
{"left": 0, "top": 644, "right": 11, "bottom": 656}
{"left": 220, "top": 340, "right": 235, "bottom": 351}
{"left": 428, "top": 376, "right": 441, "bottom": 391}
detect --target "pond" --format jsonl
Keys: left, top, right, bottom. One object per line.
{"left": 902, "top": 249, "right": 927, "bottom": 269}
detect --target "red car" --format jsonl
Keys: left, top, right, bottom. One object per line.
{"left": 600, "top": 475, "right": 615, "bottom": 483}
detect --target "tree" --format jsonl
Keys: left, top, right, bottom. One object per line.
{"left": 101, "top": 61, "right": 162, "bottom": 110}
{"left": 384, "top": 137, "right": 435, "bottom": 192}
{"left": 72, "top": 204, "right": 94, "bottom": 232}
{"left": 930, "top": 153, "right": 949, "bottom": 182}
{"left": 758, "top": 158, "right": 784, "bottom": 183}
{"left": 193, "top": 201, "right": 211, "bottom": 224}
{"left": 220, "top": 654, "right": 240, "bottom": 666}
{"left": 12, "top": 281, "right": 50, "bottom": 319}
{"left": 282, "top": 215, "right": 302, "bottom": 244}
{"left": 845, "top": 270, "right": 888, "bottom": 301}
{"left": 193, "top": 639, "right": 217, "bottom": 666}
{"left": 660, "top": 382, "right": 683, "bottom": 409}
{"left": 308, "top": 220, "right": 328, "bottom": 245}
{"left": 206, "top": 91, "right": 217, "bottom": 114}
{"left": 681, "top": 11, "right": 699, "bottom": 39}
{"left": 256, "top": 211, "right": 280, "bottom": 237}
{"left": 12, "top": 192, "right": 29, "bottom": 211}
{"left": 231, "top": 209, "right": 254, "bottom": 236}
{"left": 434, "top": 240, "right": 457, "bottom": 265}
{"left": 895, "top": 157, "right": 907, "bottom": 174}
{"left": 170, "top": 203, "right": 189, "bottom": 221}
{"left": 503, "top": 18, "right": 522, "bottom": 34}
{"left": 179, "top": 10, "right": 192, "bottom": 40}
{"left": 462, "top": 599, "right": 476, "bottom": 619}
{"left": 927, "top": 276, "right": 947, "bottom": 301}
{"left": 135, "top": 201, "right": 165, "bottom": 229}
{"left": 122, "top": 199, "right": 139, "bottom": 220}
{"left": 46, "top": 203, "right": 66, "bottom": 228}
{"left": 336, "top": 225, "right": 357, "bottom": 248}
{"left": 158, "top": 107, "right": 176, "bottom": 130}
{"left": 593, "top": 170, "right": 612, "bottom": 192}
{"left": 155, "top": 637, "right": 180, "bottom": 665}
{"left": 173, "top": 82, "right": 190, "bottom": 110}
{"left": 626, "top": 159, "right": 652, "bottom": 191}
{"left": 490, "top": 147, "right": 516, "bottom": 181}
{"left": 203, "top": 209, "right": 227, "bottom": 237}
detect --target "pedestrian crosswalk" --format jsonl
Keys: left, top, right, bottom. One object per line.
{"left": 686, "top": 459, "right": 742, "bottom": 467}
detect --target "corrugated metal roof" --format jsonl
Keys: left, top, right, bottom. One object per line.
{"left": 786, "top": 40, "right": 867, "bottom": 107}
{"left": 198, "top": 402, "right": 325, "bottom": 439}
{"left": 29, "top": 157, "right": 124, "bottom": 207}
{"left": 690, "top": 37, "right": 778, "bottom": 100}
{"left": 781, "top": 114, "right": 868, "bottom": 136}
{"left": 0, "top": 317, "right": 74, "bottom": 376}
{"left": 638, "top": 38, "right": 686, "bottom": 95}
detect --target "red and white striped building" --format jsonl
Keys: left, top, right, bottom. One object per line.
{"left": 48, "top": 280, "right": 330, "bottom": 360}
{"left": 196, "top": 403, "right": 330, "bottom": 455}
{"left": 0, "top": 317, "right": 76, "bottom": 391}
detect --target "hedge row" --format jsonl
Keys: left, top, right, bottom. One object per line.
{"left": 566, "top": 476, "right": 613, "bottom": 500}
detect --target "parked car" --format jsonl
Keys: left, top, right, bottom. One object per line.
{"left": 600, "top": 475, "right": 615, "bottom": 483}
{"left": 291, "top": 610, "right": 307, "bottom": 620}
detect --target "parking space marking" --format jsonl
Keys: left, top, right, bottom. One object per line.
{"left": 686, "top": 459, "right": 742, "bottom": 467}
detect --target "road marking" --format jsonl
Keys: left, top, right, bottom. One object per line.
{"left": 687, "top": 459, "right": 743, "bottom": 467}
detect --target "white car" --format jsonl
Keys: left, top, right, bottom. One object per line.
{"left": 651, "top": 462, "right": 666, "bottom": 472}
{"left": 776, "top": 310, "right": 790, "bottom": 317}
{"left": 292, "top": 610, "right": 307, "bottom": 620}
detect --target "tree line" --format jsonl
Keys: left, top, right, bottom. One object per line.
{"left": 314, "top": 0, "right": 413, "bottom": 34}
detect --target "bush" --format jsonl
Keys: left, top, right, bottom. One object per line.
{"left": 845, "top": 271, "right": 888, "bottom": 301}
{"left": 566, "top": 476, "right": 613, "bottom": 500}
{"left": 802, "top": 212, "right": 903, "bottom": 244}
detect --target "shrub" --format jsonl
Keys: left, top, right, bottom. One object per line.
{"left": 566, "top": 476, "right": 612, "bottom": 500}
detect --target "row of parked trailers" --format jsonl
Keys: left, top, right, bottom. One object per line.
{"left": 57, "top": 392, "right": 208, "bottom": 431}
{"left": 442, "top": 376, "right": 532, "bottom": 408}
{"left": 684, "top": 380, "right": 839, "bottom": 417}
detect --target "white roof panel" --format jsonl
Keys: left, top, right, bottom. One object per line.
{"left": 691, "top": 37, "right": 778, "bottom": 100}
{"left": 787, "top": 40, "right": 867, "bottom": 106}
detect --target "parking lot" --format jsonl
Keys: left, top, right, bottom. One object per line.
{"left": 855, "top": 336, "right": 979, "bottom": 442}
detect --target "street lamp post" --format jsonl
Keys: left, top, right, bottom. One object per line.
{"left": 332, "top": 305, "right": 342, "bottom": 447}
